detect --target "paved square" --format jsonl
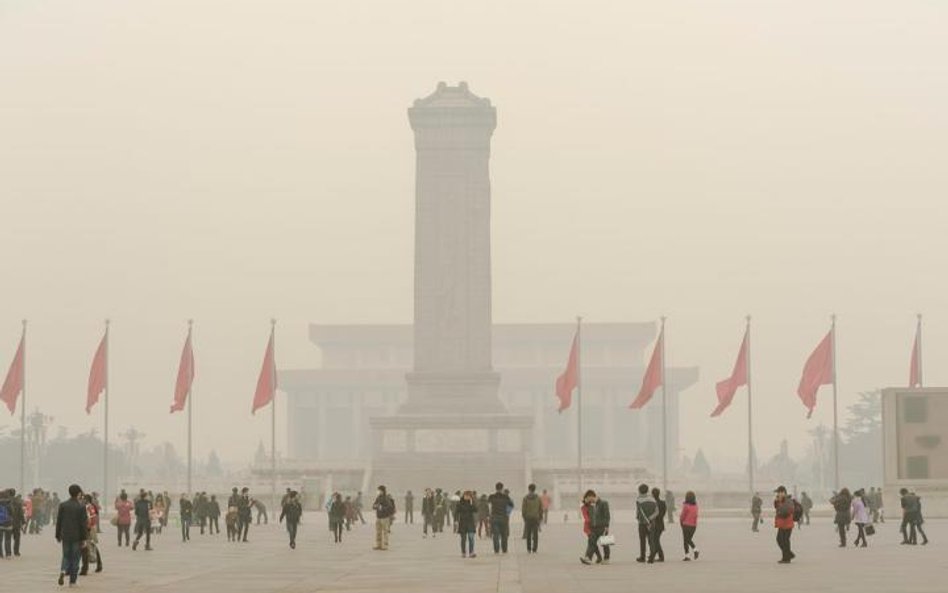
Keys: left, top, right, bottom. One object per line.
{"left": 2, "top": 516, "right": 940, "bottom": 592}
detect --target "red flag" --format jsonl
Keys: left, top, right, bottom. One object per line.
{"left": 630, "top": 328, "right": 663, "bottom": 409}
{"left": 87, "top": 332, "right": 108, "bottom": 414}
{"left": 0, "top": 335, "right": 25, "bottom": 415}
{"left": 797, "top": 330, "right": 833, "bottom": 418}
{"left": 555, "top": 330, "right": 579, "bottom": 412}
{"left": 909, "top": 321, "right": 922, "bottom": 388}
{"left": 712, "top": 329, "right": 748, "bottom": 417}
{"left": 251, "top": 331, "right": 276, "bottom": 414}
{"left": 170, "top": 331, "right": 194, "bottom": 413}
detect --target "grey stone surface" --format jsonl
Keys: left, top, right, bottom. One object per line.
{"left": 3, "top": 517, "right": 940, "bottom": 592}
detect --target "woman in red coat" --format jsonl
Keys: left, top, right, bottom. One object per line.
{"left": 679, "top": 491, "right": 699, "bottom": 561}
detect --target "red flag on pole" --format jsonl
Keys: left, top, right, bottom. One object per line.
{"left": 171, "top": 330, "right": 194, "bottom": 413}
{"left": 555, "top": 330, "right": 579, "bottom": 412}
{"left": 630, "top": 328, "right": 663, "bottom": 409}
{"left": 0, "top": 334, "right": 24, "bottom": 415}
{"left": 251, "top": 330, "right": 276, "bottom": 414}
{"left": 712, "top": 329, "right": 748, "bottom": 417}
{"left": 909, "top": 317, "right": 922, "bottom": 388}
{"left": 797, "top": 330, "right": 833, "bottom": 419}
{"left": 87, "top": 332, "right": 108, "bottom": 414}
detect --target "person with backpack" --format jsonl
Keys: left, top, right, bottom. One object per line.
{"left": 634, "top": 483, "right": 658, "bottom": 563}
{"left": 372, "top": 485, "right": 395, "bottom": 551}
{"left": 521, "top": 483, "right": 542, "bottom": 554}
{"left": 131, "top": 489, "right": 153, "bottom": 551}
{"left": 79, "top": 493, "right": 102, "bottom": 576}
{"left": 0, "top": 488, "right": 16, "bottom": 558}
{"left": 774, "top": 485, "right": 796, "bottom": 563}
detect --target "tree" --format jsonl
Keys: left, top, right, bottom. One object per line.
{"left": 692, "top": 449, "right": 711, "bottom": 479}
{"left": 843, "top": 390, "right": 881, "bottom": 440}
{"left": 206, "top": 450, "right": 223, "bottom": 477}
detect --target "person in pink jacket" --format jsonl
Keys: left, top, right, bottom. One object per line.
{"left": 679, "top": 491, "right": 699, "bottom": 561}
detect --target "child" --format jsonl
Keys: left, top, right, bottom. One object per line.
{"left": 680, "top": 491, "right": 699, "bottom": 561}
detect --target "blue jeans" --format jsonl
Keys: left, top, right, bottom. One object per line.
{"left": 490, "top": 517, "right": 509, "bottom": 553}
{"left": 61, "top": 541, "right": 82, "bottom": 583}
{"left": 460, "top": 531, "right": 475, "bottom": 555}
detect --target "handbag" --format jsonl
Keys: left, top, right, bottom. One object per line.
{"left": 865, "top": 524, "right": 876, "bottom": 536}
{"left": 110, "top": 516, "right": 119, "bottom": 527}
{"left": 597, "top": 534, "right": 616, "bottom": 547}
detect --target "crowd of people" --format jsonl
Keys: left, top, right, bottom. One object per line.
{"left": 0, "top": 479, "right": 935, "bottom": 588}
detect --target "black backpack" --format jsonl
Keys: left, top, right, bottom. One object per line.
{"left": 792, "top": 499, "right": 804, "bottom": 522}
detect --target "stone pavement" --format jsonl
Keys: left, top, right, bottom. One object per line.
{"left": 1, "top": 517, "right": 940, "bottom": 593}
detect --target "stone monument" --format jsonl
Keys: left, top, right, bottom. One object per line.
{"left": 369, "top": 82, "right": 533, "bottom": 492}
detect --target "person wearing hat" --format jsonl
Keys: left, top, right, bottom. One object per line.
{"left": 773, "top": 486, "right": 796, "bottom": 563}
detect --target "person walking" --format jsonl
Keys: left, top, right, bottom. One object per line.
{"left": 579, "top": 490, "right": 611, "bottom": 565}
{"left": 354, "top": 492, "right": 366, "bottom": 525}
{"left": 0, "top": 489, "right": 17, "bottom": 559}
{"left": 153, "top": 493, "right": 166, "bottom": 535}
{"left": 372, "top": 486, "right": 396, "bottom": 551}
{"left": 679, "top": 491, "right": 699, "bottom": 561}
{"left": 179, "top": 494, "right": 193, "bottom": 542}
{"left": 456, "top": 491, "right": 477, "bottom": 558}
{"left": 114, "top": 492, "right": 132, "bottom": 547}
{"left": 279, "top": 490, "right": 303, "bottom": 549}
{"left": 421, "top": 489, "right": 436, "bottom": 538}
{"left": 207, "top": 495, "right": 221, "bottom": 535}
{"left": 79, "top": 494, "right": 102, "bottom": 576}
{"left": 831, "top": 488, "right": 853, "bottom": 547}
{"left": 131, "top": 490, "right": 153, "bottom": 551}
{"left": 800, "top": 491, "right": 813, "bottom": 526}
{"left": 522, "top": 484, "right": 542, "bottom": 554}
{"left": 851, "top": 489, "right": 870, "bottom": 548}
{"left": 253, "top": 499, "right": 268, "bottom": 525}
{"left": 237, "top": 488, "right": 252, "bottom": 543}
{"left": 648, "top": 487, "right": 666, "bottom": 563}
{"left": 404, "top": 490, "right": 415, "bottom": 525}
{"left": 329, "top": 493, "right": 346, "bottom": 544}
{"left": 665, "top": 490, "right": 676, "bottom": 524}
{"left": 540, "top": 489, "right": 551, "bottom": 525}
{"left": 750, "top": 492, "right": 763, "bottom": 532}
{"left": 55, "top": 484, "right": 88, "bottom": 587}
{"left": 487, "top": 482, "right": 513, "bottom": 554}
{"left": 476, "top": 494, "right": 490, "bottom": 539}
{"left": 634, "top": 483, "right": 658, "bottom": 563}
{"left": 914, "top": 491, "right": 929, "bottom": 545}
{"left": 774, "top": 486, "right": 796, "bottom": 563}
{"left": 900, "top": 488, "right": 922, "bottom": 545}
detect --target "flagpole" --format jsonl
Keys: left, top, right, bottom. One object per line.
{"left": 270, "top": 318, "right": 277, "bottom": 511}
{"left": 187, "top": 319, "right": 193, "bottom": 496}
{"left": 104, "top": 319, "right": 110, "bottom": 510}
{"left": 576, "top": 316, "right": 583, "bottom": 500}
{"left": 660, "top": 316, "right": 668, "bottom": 493}
{"left": 746, "top": 315, "right": 754, "bottom": 495}
{"left": 830, "top": 314, "right": 839, "bottom": 491}
{"left": 916, "top": 314, "right": 923, "bottom": 387}
{"left": 20, "top": 319, "right": 27, "bottom": 496}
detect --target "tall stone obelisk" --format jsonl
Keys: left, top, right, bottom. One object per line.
{"left": 369, "top": 82, "right": 532, "bottom": 491}
{"left": 403, "top": 81, "right": 504, "bottom": 414}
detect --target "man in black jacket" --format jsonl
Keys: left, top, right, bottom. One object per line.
{"left": 372, "top": 485, "right": 396, "bottom": 551}
{"left": 487, "top": 482, "right": 513, "bottom": 554}
{"left": 131, "top": 490, "right": 152, "bottom": 551}
{"left": 55, "top": 484, "right": 88, "bottom": 587}
{"left": 635, "top": 483, "right": 658, "bottom": 563}
{"left": 279, "top": 490, "right": 303, "bottom": 549}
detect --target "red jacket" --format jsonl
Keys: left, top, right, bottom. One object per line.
{"left": 679, "top": 502, "right": 698, "bottom": 527}
{"left": 774, "top": 498, "right": 795, "bottom": 530}
{"left": 581, "top": 504, "right": 592, "bottom": 536}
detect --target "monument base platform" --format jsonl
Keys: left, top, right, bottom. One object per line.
{"left": 369, "top": 412, "right": 534, "bottom": 494}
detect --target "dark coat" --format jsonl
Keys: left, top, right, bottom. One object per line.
{"left": 421, "top": 495, "right": 436, "bottom": 517}
{"left": 653, "top": 499, "right": 667, "bottom": 533}
{"left": 55, "top": 498, "right": 89, "bottom": 544}
{"left": 455, "top": 498, "right": 477, "bottom": 534}
{"left": 280, "top": 500, "right": 302, "bottom": 524}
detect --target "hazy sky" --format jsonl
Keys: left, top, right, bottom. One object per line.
{"left": 1, "top": 0, "right": 946, "bottom": 470}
